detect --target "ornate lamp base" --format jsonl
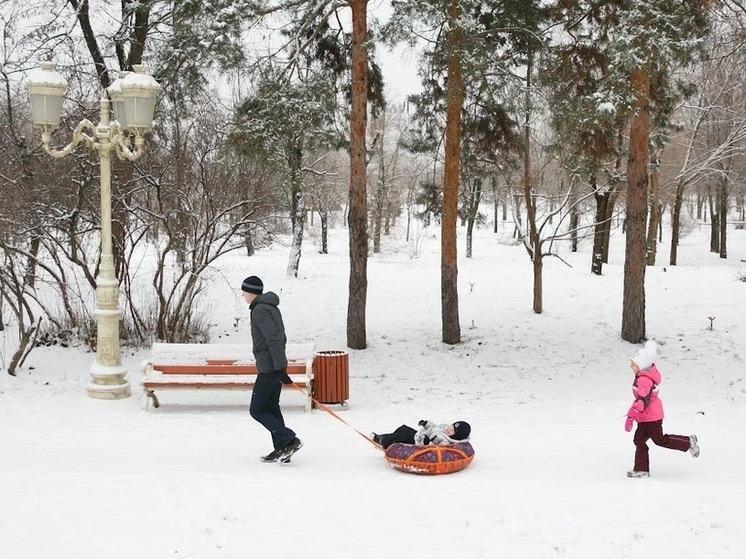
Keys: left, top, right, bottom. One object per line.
{"left": 87, "top": 381, "right": 131, "bottom": 400}
{"left": 88, "top": 362, "right": 131, "bottom": 400}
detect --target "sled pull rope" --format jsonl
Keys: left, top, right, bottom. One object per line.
{"left": 289, "top": 383, "right": 382, "bottom": 451}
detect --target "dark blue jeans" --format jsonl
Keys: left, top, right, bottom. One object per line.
{"left": 249, "top": 372, "right": 296, "bottom": 451}
{"left": 379, "top": 425, "right": 417, "bottom": 448}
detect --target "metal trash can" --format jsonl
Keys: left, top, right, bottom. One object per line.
{"left": 313, "top": 350, "right": 349, "bottom": 405}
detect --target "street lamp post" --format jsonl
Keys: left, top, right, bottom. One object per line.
{"left": 24, "top": 62, "right": 160, "bottom": 400}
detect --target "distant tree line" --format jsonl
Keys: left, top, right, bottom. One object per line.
{"left": 1, "top": 0, "right": 746, "bottom": 374}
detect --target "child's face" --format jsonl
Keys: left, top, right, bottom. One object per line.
{"left": 630, "top": 360, "right": 640, "bottom": 374}
{"left": 445, "top": 424, "right": 455, "bottom": 437}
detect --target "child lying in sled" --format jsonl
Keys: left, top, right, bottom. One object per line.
{"left": 371, "top": 419, "right": 471, "bottom": 449}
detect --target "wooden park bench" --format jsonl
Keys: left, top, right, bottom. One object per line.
{"left": 140, "top": 343, "right": 315, "bottom": 412}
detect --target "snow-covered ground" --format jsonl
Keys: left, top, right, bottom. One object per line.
{"left": 1, "top": 220, "right": 745, "bottom": 558}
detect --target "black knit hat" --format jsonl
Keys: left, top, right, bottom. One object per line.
{"left": 241, "top": 276, "right": 264, "bottom": 294}
{"left": 452, "top": 421, "right": 471, "bottom": 440}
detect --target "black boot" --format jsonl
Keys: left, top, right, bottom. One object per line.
{"left": 279, "top": 437, "right": 303, "bottom": 463}
{"left": 260, "top": 449, "right": 282, "bottom": 463}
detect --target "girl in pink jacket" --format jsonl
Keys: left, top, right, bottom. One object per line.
{"left": 625, "top": 341, "right": 700, "bottom": 478}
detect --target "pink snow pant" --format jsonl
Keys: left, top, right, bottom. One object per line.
{"left": 633, "top": 420, "right": 691, "bottom": 472}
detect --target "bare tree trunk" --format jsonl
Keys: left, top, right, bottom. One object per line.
{"left": 23, "top": 235, "right": 40, "bottom": 289}
{"left": 719, "top": 178, "right": 728, "bottom": 259}
{"left": 645, "top": 151, "right": 661, "bottom": 266}
{"left": 621, "top": 67, "right": 649, "bottom": 344}
{"left": 244, "top": 222, "right": 255, "bottom": 256}
{"left": 590, "top": 173, "right": 611, "bottom": 275}
{"left": 372, "top": 124, "right": 385, "bottom": 254}
{"left": 591, "top": 204, "right": 608, "bottom": 275}
{"left": 320, "top": 210, "right": 329, "bottom": 254}
{"left": 384, "top": 199, "right": 393, "bottom": 235}
{"left": 670, "top": 179, "right": 685, "bottom": 265}
{"left": 465, "top": 178, "right": 482, "bottom": 259}
{"left": 522, "top": 52, "right": 542, "bottom": 314}
{"left": 346, "top": 0, "right": 369, "bottom": 350}
{"left": 287, "top": 142, "right": 305, "bottom": 277}
{"left": 7, "top": 317, "right": 40, "bottom": 375}
{"left": 570, "top": 208, "right": 579, "bottom": 252}
{"left": 658, "top": 207, "right": 663, "bottom": 242}
{"left": 287, "top": 192, "right": 304, "bottom": 277}
{"left": 709, "top": 187, "right": 719, "bottom": 253}
{"left": 513, "top": 191, "right": 523, "bottom": 239}
{"left": 441, "top": 0, "right": 463, "bottom": 345}
{"left": 406, "top": 206, "right": 411, "bottom": 243}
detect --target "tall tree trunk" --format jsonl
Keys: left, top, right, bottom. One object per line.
{"left": 441, "top": 0, "right": 463, "bottom": 345}
{"left": 570, "top": 208, "right": 579, "bottom": 252}
{"left": 346, "top": 0, "right": 369, "bottom": 350}
{"left": 709, "top": 187, "right": 719, "bottom": 253}
{"left": 465, "top": 178, "right": 482, "bottom": 259}
{"left": 244, "top": 222, "right": 255, "bottom": 257}
{"left": 602, "top": 122, "right": 626, "bottom": 265}
{"left": 645, "top": 151, "right": 661, "bottom": 266}
{"left": 512, "top": 191, "right": 523, "bottom": 239}
{"left": 522, "top": 52, "right": 542, "bottom": 314}
{"left": 384, "top": 199, "right": 393, "bottom": 235}
{"left": 320, "top": 210, "right": 329, "bottom": 254}
{"left": 590, "top": 176, "right": 617, "bottom": 271}
{"left": 670, "top": 179, "right": 685, "bottom": 265}
{"left": 719, "top": 178, "right": 727, "bottom": 259}
{"left": 372, "top": 123, "right": 385, "bottom": 254}
{"left": 23, "top": 235, "right": 40, "bottom": 288}
{"left": 286, "top": 143, "right": 304, "bottom": 277}
{"left": 287, "top": 192, "right": 304, "bottom": 277}
{"left": 621, "top": 68, "right": 649, "bottom": 343}
{"left": 590, "top": 174, "right": 610, "bottom": 275}
{"left": 601, "top": 196, "right": 618, "bottom": 265}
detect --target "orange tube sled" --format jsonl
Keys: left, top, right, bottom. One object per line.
{"left": 384, "top": 442, "right": 475, "bottom": 475}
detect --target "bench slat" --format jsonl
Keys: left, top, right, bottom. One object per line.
{"left": 143, "top": 379, "right": 310, "bottom": 389}
{"left": 151, "top": 363, "right": 309, "bottom": 375}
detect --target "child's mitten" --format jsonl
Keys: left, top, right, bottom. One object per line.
{"left": 624, "top": 406, "right": 640, "bottom": 432}
{"left": 624, "top": 416, "right": 635, "bottom": 432}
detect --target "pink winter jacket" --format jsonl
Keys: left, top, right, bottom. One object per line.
{"left": 630, "top": 364, "right": 664, "bottom": 422}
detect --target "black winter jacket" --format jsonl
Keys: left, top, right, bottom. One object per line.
{"left": 249, "top": 292, "right": 288, "bottom": 373}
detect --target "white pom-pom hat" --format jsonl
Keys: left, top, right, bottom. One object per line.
{"left": 632, "top": 340, "right": 658, "bottom": 371}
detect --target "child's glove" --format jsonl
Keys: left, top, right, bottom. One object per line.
{"left": 624, "top": 407, "right": 641, "bottom": 432}
{"left": 624, "top": 416, "right": 635, "bottom": 432}
{"left": 626, "top": 406, "right": 641, "bottom": 420}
